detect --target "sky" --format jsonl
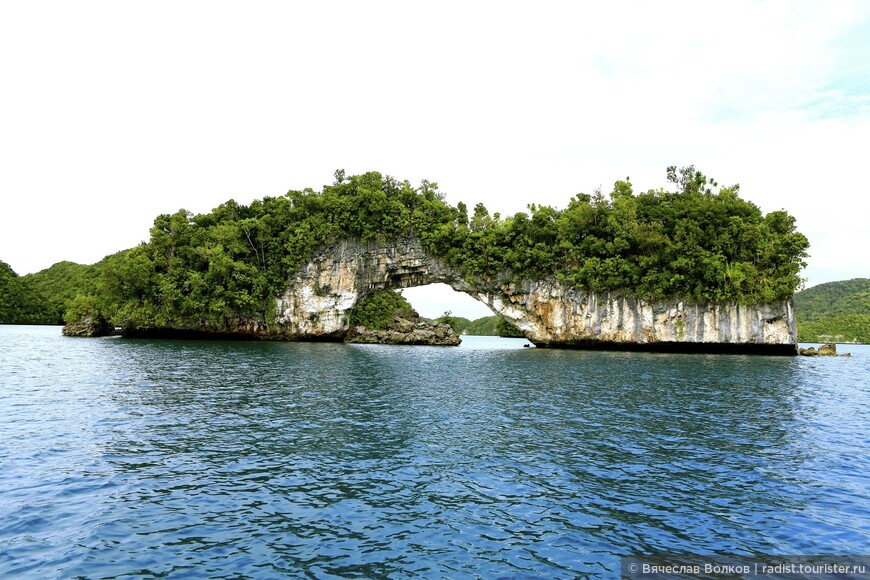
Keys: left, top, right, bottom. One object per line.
{"left": 1, "top": 1, "right": 868, "bottom": 319}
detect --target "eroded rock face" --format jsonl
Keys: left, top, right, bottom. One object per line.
{"left": 273, "top": 236, "right": 468, "bottom": 338}
{"left": 273, "top": 237, "right": 799, "bottom": 354}
{"left": 487, "top": 279, "right": 797, "bottom": 354}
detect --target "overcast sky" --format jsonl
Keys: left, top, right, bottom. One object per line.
{"left": 1, "top": 1, "right": 868, "bottom": 319}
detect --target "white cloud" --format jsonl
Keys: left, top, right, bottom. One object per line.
{"left": 1, "top": 0, "right": 867, "bottom": 304}
{"left": 401, "top": 284, "right": 492, "bottom": 320}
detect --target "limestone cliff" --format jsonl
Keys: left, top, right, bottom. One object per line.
{"left": 272, "top": 236, "right": 798, "bottom": 354}
{"left": 488, "top": 280, "right": 796, "bottom": 354}
{"left": 100, "top": 236, "right": 798, "bottom": 353}
{"left": 272, "top": 237, "right": 464, "bottom": 339}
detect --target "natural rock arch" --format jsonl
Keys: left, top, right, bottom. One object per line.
{"left": 273, "top": 236, "right": 799, "bottom": 354}
{"left": 273, "top": 236, "right": 521, "bottom": 338}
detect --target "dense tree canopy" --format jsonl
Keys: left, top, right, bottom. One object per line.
{"left": 347, "top": 289, "right": 417, "bottom": 331}
{"left": 793, "top": 278, "right": 870, "bottom": 323}
{"left": 438, "top": 314, "right": 524, "bottom": 337}
{"left": 0, "top": 260, "right": 101, "bottom": 324}
{"left": 794, "top": 278, "right": 870, "bottom": 343}
{"left": 27, "top": 261, "right": 100, "bottom": 323}
{"left": 1, "top": 167, "right": 811, "bottom": 330}
{"left": 0, "top": 261, "right": 54, "bottom": 324}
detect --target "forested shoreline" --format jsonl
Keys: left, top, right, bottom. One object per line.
{"left": 2, "top": 166, "right": 810, "bottom": 335}
{"left": 794, "top": 278, "right": 870, "bottom": 343}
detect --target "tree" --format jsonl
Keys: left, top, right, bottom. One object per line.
{"left": 51, "top": 167, "right": 809, "bottom": 333}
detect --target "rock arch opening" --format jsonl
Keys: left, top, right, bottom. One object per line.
{"left": 268, "top": 236, "right": 797, "bottom": 353}
{"left": 273, "top": 237, "right": 538, "bottom": 340}
{"left": 400, "top": 283, "right": 492, "bottom": 321}
{"left": 398, "top": 283, "right": 527, "bottom": 340}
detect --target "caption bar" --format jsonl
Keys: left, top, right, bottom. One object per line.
{"left": 622, "top": 555, "right": 870, "bottom": 579}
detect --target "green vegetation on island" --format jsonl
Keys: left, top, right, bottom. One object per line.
{"left": 0, "top": 259, "right": 102, "bottom": 325}
{"left": 794, "top": 278, "right": 870, "bottom": 343}
{"left": 27, "top": 261, "right": 101, "bottom": 323}
{"left": 453, "top": 315, "right": 484, "bottom": 334}
{"left": 1, "top": 166, "right": 810, "bottom": 331}
{"left": 347, "top": 291, "right": 524, "bottom": 337}
{"left": 435, "top": 313, "right": 524, "bottom": 337}
{"left": 429, "top": 312, "right": 469, "bottom": 334}
{"left": 0, "top": 260, "right": 54, "bottom": 324}
{"left": 348, "top": 289, "right": 418, "bottom": 331}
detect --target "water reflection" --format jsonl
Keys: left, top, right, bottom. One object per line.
{"left": 2, "top": 327, "right": 869, "bottom": 578}
{"left": 102, "top": 339, "right": 825, "bottom": 562}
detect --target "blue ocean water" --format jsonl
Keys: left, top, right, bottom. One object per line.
{"left": 1, "top": 325, "right": 868, "bottom": 578}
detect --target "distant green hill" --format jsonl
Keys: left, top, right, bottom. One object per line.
{"left": 423, "top": 313, "right": 524, "bottom": 337}
{"left": 794, "top": 278, "right": 870, "bottom": 343}
{"left": 0, "top": 261, "right": 54, "bottom": 324}
{"left": 0, "top": 260, "right": 99, "bottom": 325}
{"left": 440, "top": 314, "right": 524, "bottom": 337}
{"left": 24, "top": 261, "right": 101, "bottom": 324}
{"left": 464, "top": 316, "right": 499, "bottom": 335}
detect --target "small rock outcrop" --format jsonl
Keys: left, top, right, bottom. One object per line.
{"left": 61, "top": 315, "right": 115, "bottom": 337}
{"left": 345, "top": 316, "right": 461, "bottom": 346}
{"left": 799, "top": 343, "right": 851, "bottom": 357}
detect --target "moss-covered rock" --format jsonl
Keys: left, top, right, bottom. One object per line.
{"left": 345, "top": 316, "right": 460, "bottom": 346}
{"left": 798, "top": 343, "right": 850, "bottom": 357}
{"left": 62, "top": 314, "right": 115, "bottom": 337}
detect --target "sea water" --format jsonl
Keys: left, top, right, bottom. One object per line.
{"left": 1, "top": 325, "right": 868, "bottom": 578}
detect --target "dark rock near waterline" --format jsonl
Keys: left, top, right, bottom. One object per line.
{"left": 799, "top": 343, "right": 851, "bottom": 357}
{"left": 62, "top": 315, "right": 116, "bottom": 337}
{"left": 345, "top": 316, "right": 461, "bottom": 346}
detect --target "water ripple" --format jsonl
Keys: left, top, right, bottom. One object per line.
{"left": 1, "top": 327, "right": 869, "bottom": 578}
